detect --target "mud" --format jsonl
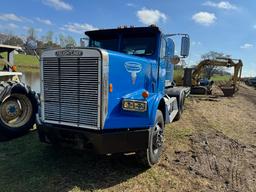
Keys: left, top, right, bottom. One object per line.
{"left": 173, "top": 129, "right": 256, "bottom": 192}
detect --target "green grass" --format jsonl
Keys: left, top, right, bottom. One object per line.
{"left": 173, "top": 68, "right": 184, "bottom": 85}
{"left": 0, "top": 132, "right": 147, "bottom": 192}
{"left": 14, "top": 54, "right": 39, "bottom": 67}
{"left": 173, "top": 69, "right": 232, "bottom": 84}
{"left": 210, "top": 74, "right": 231, "bottom": 82}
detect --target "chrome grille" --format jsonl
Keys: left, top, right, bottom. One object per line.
{"left": 43, "top": 57, "right": 100, "bottom": 128}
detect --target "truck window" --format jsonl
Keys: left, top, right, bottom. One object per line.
{"left": 90, "top": 37, "right": 119, "bottom": 51}
{"left": 121, "top": 35, "right": 156, "bottom": 56}
{"left": 89, "top": 33, "right": 156, "bottom": 57}
{"left": 160, "top": 38, "right": 167, "bottom": 58}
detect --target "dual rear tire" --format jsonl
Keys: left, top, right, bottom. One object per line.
{"left": 174, "top": 91, "right": 185, "bottom": 121}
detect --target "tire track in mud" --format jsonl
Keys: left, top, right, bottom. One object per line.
{"left": 238, "top": 85, "right": 256, "bottom": 105}
{"left": 173, "top": 130, "right": 256, "bottom": 192}
{"left": 171, "top": 98, "right": 256, "bottom": 192}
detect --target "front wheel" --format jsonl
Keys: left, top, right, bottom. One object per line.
{"left": 137, "top": 110, "right": 164, "bottom": 167}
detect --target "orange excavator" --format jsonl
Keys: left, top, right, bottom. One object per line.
{"left": 182, "top": 58, "right": 243, "bottom": 96}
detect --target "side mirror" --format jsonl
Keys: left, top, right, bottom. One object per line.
{"left": 80, "top": 37, "right": 89, "bottom": 48}
{"left": 181, "top": 36, "right": 190, "bottom": 58}
{"left": 26, "top": 40, "right": 38, "bottom": 50}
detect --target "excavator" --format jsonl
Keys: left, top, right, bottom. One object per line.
{"left": 182, "top": 58, "right": 243, "bottom": 96}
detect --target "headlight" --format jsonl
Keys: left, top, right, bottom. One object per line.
{"left": 122, "top": 99, "right": 147, "bottom": 112}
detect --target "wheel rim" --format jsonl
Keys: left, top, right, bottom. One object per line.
{"left": 152, "top": 122, "right": 163, "bottom": 154}
{"left": 0, "top": 94, "right": 33, "bottom": 128}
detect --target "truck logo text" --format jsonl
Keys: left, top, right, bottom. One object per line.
{"left": 55, "top": 50, "right": 83, "bottom": 57}
{"left": 124, "top": 62, "right": 142, "bottom": 84}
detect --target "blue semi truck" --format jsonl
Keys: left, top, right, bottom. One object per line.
{"left": 37, "top": 26, "right": 190, "bottom": 166}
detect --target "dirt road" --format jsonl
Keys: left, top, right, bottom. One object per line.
{"left": 0, "top": 84, "right": 255, "bottom": 192}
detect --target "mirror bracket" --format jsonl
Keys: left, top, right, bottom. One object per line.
{"left": 170, "top": 55, "right": 181, "bottom": 65}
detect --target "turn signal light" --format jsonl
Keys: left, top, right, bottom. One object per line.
{"left": 109, "top": 83, "right": 113, "bottom": 92}
{"left": 11, "top": 65, "right": 17, "bottom": 72}
{"left": 142, "top": 91, "right": 149, "bottom": 98}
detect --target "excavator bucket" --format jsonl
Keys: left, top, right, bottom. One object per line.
{"left": 219, "top": 86, "right": 236, "bottom": 97}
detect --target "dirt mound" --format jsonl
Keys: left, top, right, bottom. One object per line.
{"left": 173, "top": 130, "right": 256, "bottom": 192}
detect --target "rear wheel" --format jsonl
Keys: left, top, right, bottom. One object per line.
{"left": 174, "top": 92, "right": 185, "bottom": 121}
{"left": 137, "top": 110, "right": 164, "bottom": 167}
{"left": 0, "top": 83, "right": 37, "bottom": 138}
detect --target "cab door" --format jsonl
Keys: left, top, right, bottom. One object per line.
{"left": 165, "top": 38, "right": 175, "bottom": 83}
{"left": 158, "top": 37, "right": 168, "bottom": 93}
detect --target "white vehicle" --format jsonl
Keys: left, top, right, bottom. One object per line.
{"left": 0, "top": 44, "right": 38, "bottom": 138}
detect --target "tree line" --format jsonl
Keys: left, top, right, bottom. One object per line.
{"left": 1, "top": 27, "right": 77, "bottom": 56}
{"left": 175, "top": 51, "right": 232, "bottom": 78}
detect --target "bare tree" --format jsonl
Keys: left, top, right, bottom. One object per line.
{"left": 66, "top": 35, "right": 76, "bottom": 47}
{"left": 3, "top": 36, "right": 23, "bottom": 46}
{"left": 43, "top": 31, "right": 54, "bottom": 43}
{"left": 201, "top": 51, "right": 230, "bottom": 79}
{"left": 58, "top": 34, "right": 77, "bottom": 48}
{"left": 27, "top": 27, "right": 37, "bottom": 41}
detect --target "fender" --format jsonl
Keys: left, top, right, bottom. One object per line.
{"left": 166, "top": 87, "right": 190, "bottom": 105}
{"left": 147, "top": 93, "right": 165, "bottom": 127}
{"left": 0, "top": 82, "right": 27, "bottom": 102}
{"left": 0, "top": 81, "right": 39, "bottom": 112}
{"left": 121, "top": 90, "right": 165, "bottom": 127}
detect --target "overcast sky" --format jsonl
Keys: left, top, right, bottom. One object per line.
{"left": 0, "top": 0, "right": 255, "bottom": 76}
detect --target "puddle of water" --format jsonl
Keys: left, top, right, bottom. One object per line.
{"left": 20, "top": 71, "right": 40, "bottom": 93}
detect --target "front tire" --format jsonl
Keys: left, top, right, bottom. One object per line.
{"left": 137, "top": 110, "right": 164, "bottom": 167}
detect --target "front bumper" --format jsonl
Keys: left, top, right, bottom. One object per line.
{"left": 37, "top": 123, "right": 149, "bottom": 154}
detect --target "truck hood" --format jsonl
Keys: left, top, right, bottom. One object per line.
{"left": 106, "top": 50, "right": 157, "bottom": 98}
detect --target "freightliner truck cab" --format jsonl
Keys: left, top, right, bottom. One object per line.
{"left": 37, "top": 26, "right": 190, "bottom": 167}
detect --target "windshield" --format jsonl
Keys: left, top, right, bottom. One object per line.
{"left": 121, "top": 35, "right": 156, "bottom": 56}
{"left": 90, "top": 36, "right": 119, "bottom": 51}
{"left": 89, "top": 34, "right": 156, "bottom": 56}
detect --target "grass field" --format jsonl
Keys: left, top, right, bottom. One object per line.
{"left": 173, "top": 68, "right": 232, "bottom": 84}
{"left": 0, "top": 123, "right": 192, "bottom": 192}
{"left": 210, "top": 74, "right": 231, "bottom": 82}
